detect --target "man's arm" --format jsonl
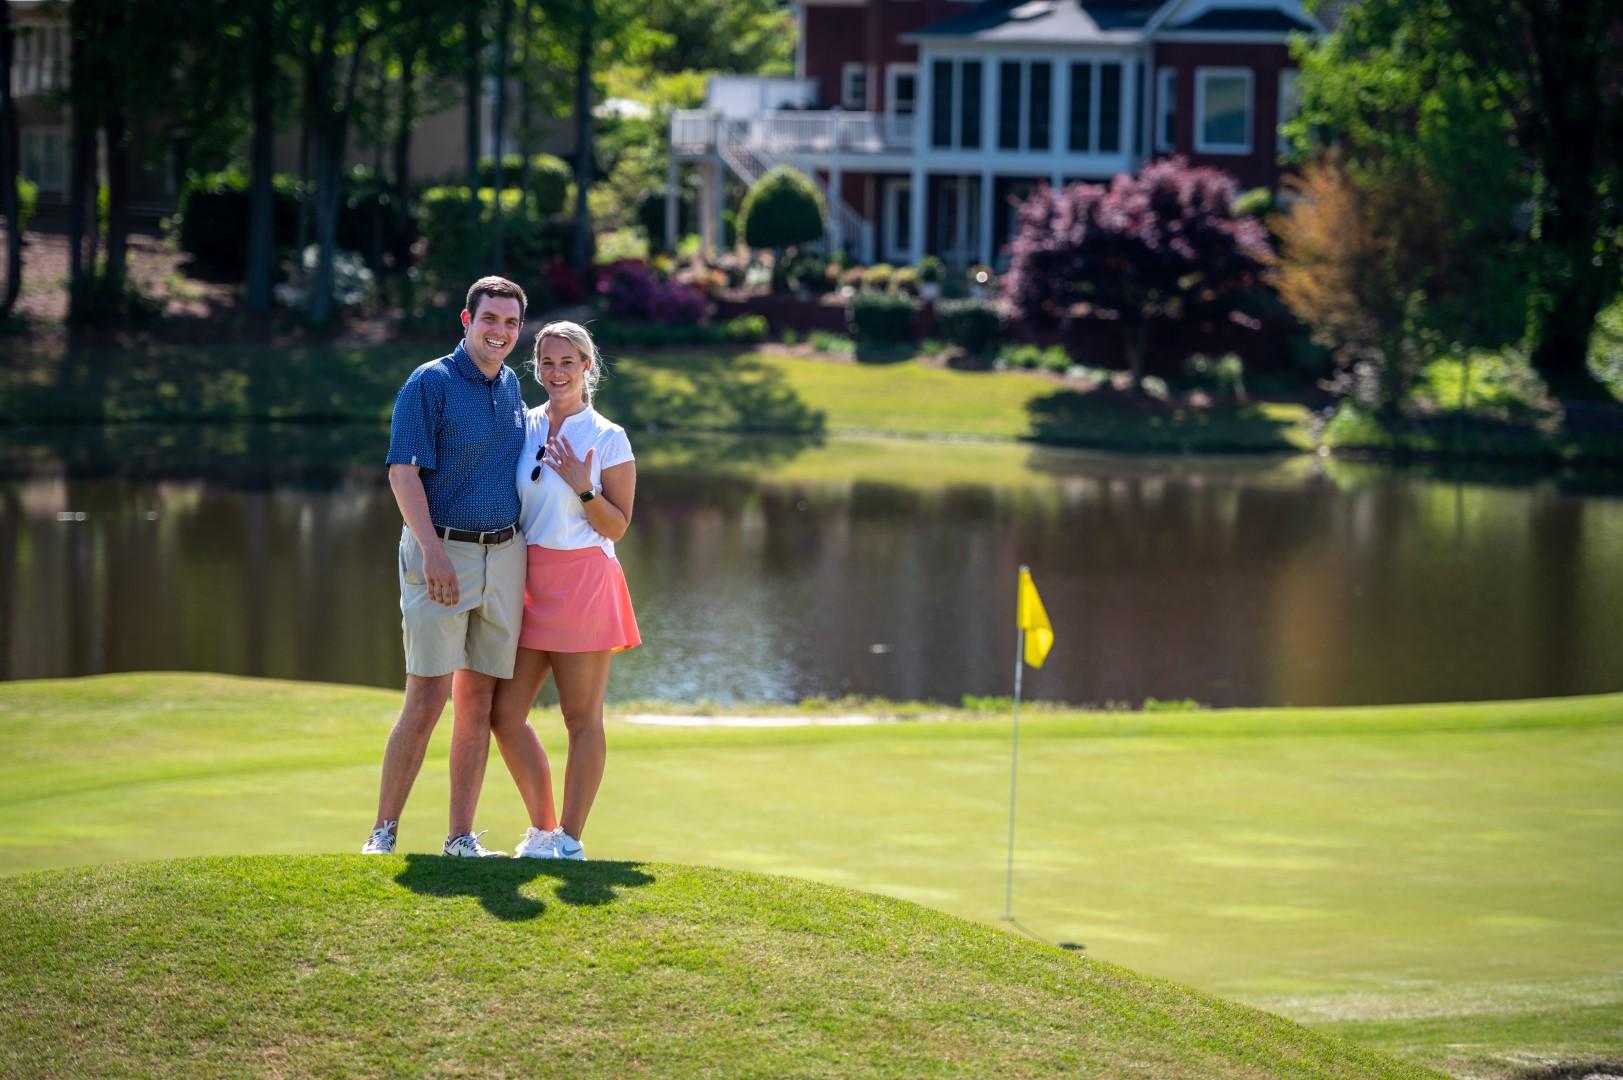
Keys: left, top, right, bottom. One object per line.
{"left": 388, "top": 463, "right": 459, "bottom": 607}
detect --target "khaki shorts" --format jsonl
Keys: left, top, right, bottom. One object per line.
{"left": 399, "top": 526, "right": 525, "bottom": 679}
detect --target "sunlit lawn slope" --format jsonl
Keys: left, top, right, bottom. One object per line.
{"left": 1, "top": 675, "right": 1620, "bottom": 1077}
{"left": 0, "top": 856, "right": 1438, "bottom": 1078}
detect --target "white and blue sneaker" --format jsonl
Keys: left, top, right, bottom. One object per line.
{"left": 361, "top": 821, "right": 397, "bottom": 854}
{"left": 553, "top": 831, "right": 586, "bottom": 861}
{"left": 443, "top": 830, "right": 507, "bottom": 858}
{"left": 513, "top": 827, "right": 560, "bottom": 859}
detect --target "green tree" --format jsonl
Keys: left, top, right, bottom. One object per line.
{"left": 1289, "top": 0, "right": 1622, "bottom": 401}
{"left": 741, "top": 167, "right": 826, "bottom": 291}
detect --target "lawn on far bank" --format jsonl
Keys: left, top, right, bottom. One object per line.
{"left": 2, "top": 674, "right": 1619, "bottom": 1079}
{"left": 0, "top": 340, "right": 1318, "bottom": 452}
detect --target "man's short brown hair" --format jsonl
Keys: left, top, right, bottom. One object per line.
{"left": 465, "top": 276, "right": 527, "bottom": 320}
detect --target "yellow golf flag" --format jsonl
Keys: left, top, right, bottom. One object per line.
{"left": 1017, "top": 566, "right": 1054, "bottom": 669}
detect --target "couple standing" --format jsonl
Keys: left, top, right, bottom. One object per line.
{"left": 360, "top": 275, "right": 640, "bottom": 861}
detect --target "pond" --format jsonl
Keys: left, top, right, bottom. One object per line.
{"left": 1, "top": 423, "right": 1620, "bottom": 708}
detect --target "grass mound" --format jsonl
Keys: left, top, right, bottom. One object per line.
{"left": 0, "top": 856, "right": 1436, "bottom": 1078}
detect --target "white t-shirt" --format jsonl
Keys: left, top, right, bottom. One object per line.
{"left": 515, "top": 404, "right": 635, "bottom": 556}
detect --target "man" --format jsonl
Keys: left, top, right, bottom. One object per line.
{"left": 361, "top": 276, "right": 529, "bottom": 857}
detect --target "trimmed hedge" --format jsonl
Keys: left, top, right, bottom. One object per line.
{"left": 176, "top": 170, "right": 414, "bottom": 278}
{"left": 847, "top": 292, "right": 918, "bottom": 347}
{"left": 417, "top": 186, "right": 574, "bottom": 296}
{"left": 476, "top": 154, "right": 571, "bottom": 216}
{"left": 936, "top": 298, "right": 1002, "bottom": 358}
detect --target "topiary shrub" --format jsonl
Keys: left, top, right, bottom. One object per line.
{"left": 936, "top": 298, "right": 1002, "bottom": 360}
{"left": 476, "top": 154, "right": 571, "bottom": 215}
{"left": 890, "top": 267, "right": 920, "bottom": 296}
{"left": 417, "top": 185, "right": 571, "bottom": 298}
{"left": 740, "top": 166, "right": 826, "bottom": 252}
{"left": 847, "top": 291, "right": 918, "bottom": 351}
{"left": 739, "top": 167, "right": 827, "bottom": 293}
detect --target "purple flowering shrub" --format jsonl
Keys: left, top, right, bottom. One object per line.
{"left": 602, "top": 262, "right": 706, "bottom": 326}
{"left": 1003, "top": 157, "right": 1274, "bottom": 385}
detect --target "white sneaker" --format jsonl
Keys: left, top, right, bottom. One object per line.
{"left": 443, "top": 829, "right": 507, "bottom": 858}
{"left": 361, "top": 822, "right": 397, "bottom": 854}
{"left": 513, "top": 826, "right": 560, "bottom": 859}
{"left": 553, "top": 831, "right": 586, "bottom": 861}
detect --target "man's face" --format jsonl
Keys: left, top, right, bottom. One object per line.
{"left": 461, "top": 295, "right": 524, "bottom": 367}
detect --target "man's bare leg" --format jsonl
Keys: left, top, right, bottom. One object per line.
{"left": 448, "top": 669, "right": 499, "bottom": 837}
{"left": 374, "top": 673, "right": 454, "bottom": 832}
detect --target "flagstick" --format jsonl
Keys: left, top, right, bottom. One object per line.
{"left": 1004, "top": 620, "right": 1024, "bottom": 922}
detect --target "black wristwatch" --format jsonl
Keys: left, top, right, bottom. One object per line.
{"left": 578, "top": 489, "right": 595, "bottom": 503}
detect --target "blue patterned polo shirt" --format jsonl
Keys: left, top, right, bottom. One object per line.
{"left": 385, "top": 342, "right": 527, "bottom": 532}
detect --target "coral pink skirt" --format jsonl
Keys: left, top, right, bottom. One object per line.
{"left": 518, "top": 546, "right": 642, "bottom": 654}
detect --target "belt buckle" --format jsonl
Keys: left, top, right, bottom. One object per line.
{"left": 480, "top": 528, "right": 494, "bottom": 544}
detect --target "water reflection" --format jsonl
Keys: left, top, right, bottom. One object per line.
{"left": 1, "top": 426, "right": 1620, "bottom": 707}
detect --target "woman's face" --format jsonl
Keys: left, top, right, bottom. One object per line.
{"left": 536, "top": 334, "right": 590, "bottom": 404}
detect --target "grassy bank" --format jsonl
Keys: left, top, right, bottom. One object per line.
{"left": 0, "top": 856, "right": 1437, "bottom": 1078}
{"left": 2, "top": 675, "right": 1620, "bottom": 1077}
{"left": 0, "top": 341, "right": 1316, "bottom": 452}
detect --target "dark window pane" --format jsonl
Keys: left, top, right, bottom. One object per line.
{"left": 895, "top": 73, "right": 916, "bottom": 115}
{"left": 1100, "top": 62, "right": 1122, "bottom": 152}
{"left": 1069, "top": 62, "right": 1092, "bottom": 152}
{"left": 898, "top": 189, "right": 911, "bottom": 248}
{"left": 961, "top": 61, "right": 983, "bottom": 148}
{"left": 999, "top": 61, "right": 1022, "bottom": 151}
{"left": 1162, "top": 71, "right": 1176, "bottom": 148}
{"left": 932, "top": 60, "right": 954, "bottom": 148}
{"left": 1029, "top": 62, "right": 1051, "bottom": 151}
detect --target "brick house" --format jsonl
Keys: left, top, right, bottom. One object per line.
{"left": 668, "top": 0, "right": 1323, "bottom": 266}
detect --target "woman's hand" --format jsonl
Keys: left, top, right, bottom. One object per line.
{"left": 544, "top": 433, "right": 595, "bottom": 494}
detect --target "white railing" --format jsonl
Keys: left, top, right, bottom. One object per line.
{"left": 673, "top": 109, "right": 915, "bottom": 157}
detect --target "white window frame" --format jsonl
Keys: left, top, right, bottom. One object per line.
{"left": 1155, "top": 67, "right": 1176, "bottom": 153}
{"left": 882, "top": 179, "right": 913, "bottom": 264}
{"left": 21, "top": 128, "right": 67, "bottom": 194}
{"left": 1194, "top": 66, "right": 1253, "bottom": 155}
{"left": 841, "top": 62, "right": 869, "bottom": 111}
{"left": 886, "top": 63, "right": 918, "bottom": 117}
{"left": 928, "top": 56, "right": 984, "bottom": 151}
{"left": 1277, "top": 68, "right": 1299, "bottom": 156}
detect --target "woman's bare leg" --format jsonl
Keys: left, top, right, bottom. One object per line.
{"left": 550, "top": 650, "right": 614, "bottom": 841}
{"left": 489, "top": 647, "right": 558, "bottom": 831}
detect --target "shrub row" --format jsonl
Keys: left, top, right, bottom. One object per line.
{"left": 475, "top": 154, "right": 572, "bottom": 216}
{"left": 176, "top": 170, "right": 415, "bottom": 278}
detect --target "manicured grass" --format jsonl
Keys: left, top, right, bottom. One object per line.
{"left": 2, "top": 675, "right": 1620, "bottom": 1077}
{"left": 0, "top": 857, "right": 1438, "bottom": 1079}
{"left": 0, "top": 341, "right": 1318, "bottom": 452}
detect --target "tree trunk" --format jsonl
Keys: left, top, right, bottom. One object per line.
{"left": 516, "top": 0, "right": 534, "bottom": 220}
{"left": 392, "top": 48, "right": 415, "bottom": 204}
{"left": 294, "top": 17, "right": 326, "bottom": 261}
{"left": 1529, "top": 227, "right": 1612, "bottom": 402}
{"left": 490, "top": 0, "right": 512, "bottom": 271}
{"left": 0, "top": 1, "right": 22, "bottom": 315}
{"left": 245, "top": 2, "right": 276, "bottom": 313}
{"left": 1124, "top": 323, "right": 1149, "bottom": 390}
{"left": 464, "top": 2, "right": 482, "bottom": 275}
{"left": 309, "top": 34, "right": 371, "bottom": 327}
{"left": 103, "top": 109, "right": 129, "bottom": 283}
{"left": 571, "top": 0, "right": 595, "bottom": 270}
{"left": 65, "top": 6, "right": 91, "bottom": 286}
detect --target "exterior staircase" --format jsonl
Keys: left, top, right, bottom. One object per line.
{"left": 715, "top": 117, "right": 875, "bottom": 264}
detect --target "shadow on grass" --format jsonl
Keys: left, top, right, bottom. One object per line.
{"left": 394, "top": 854, "right": 656, "bottom": 921}
{"left": 1026, "top": 387, "right": 1301, "bottom": 452}
{"left": 597, "top": 348, "right": 825, "bottom": 437}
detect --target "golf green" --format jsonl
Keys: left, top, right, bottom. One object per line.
{"left": 1, "top": 674, "right": 1619, "bottom": 1077}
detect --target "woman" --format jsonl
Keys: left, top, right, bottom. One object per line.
{"left": 456, "top": 320, "right": 639, "bottom": 861}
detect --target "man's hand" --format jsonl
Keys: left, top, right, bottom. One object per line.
{"left": 423, "top": 542, "right": 460, "bottom": 607}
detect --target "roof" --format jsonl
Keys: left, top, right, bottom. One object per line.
{"left": 906, "top": 0, "right": 1162, "bottom": 45}
{"left": 1166, "top": 7, "right": 1316, "bottom": 32}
